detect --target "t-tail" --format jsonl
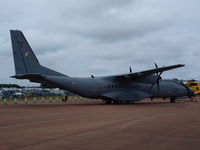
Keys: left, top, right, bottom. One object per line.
{"left": 10, "top": 30, "right": 66, "bottom": 83}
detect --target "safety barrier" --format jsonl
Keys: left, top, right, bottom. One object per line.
{"left": 0, "top": 96, "right": 89, "bottom": 105}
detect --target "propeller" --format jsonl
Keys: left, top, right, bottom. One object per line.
{"left": 149, "top": 63, "right": 163, "bottom": 92}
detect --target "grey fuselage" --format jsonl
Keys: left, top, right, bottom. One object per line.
{"left": 10, "top": 30, "right": 194, "bottom": 102}
{"left": 44, "top": 75, "right": 191, "bottom": 101}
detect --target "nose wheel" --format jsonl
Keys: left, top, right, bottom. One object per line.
{"left": 170, "top": 97, "right": 176, "bottom": 103}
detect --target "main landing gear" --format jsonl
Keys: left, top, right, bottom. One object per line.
{"left": 105, "top": 100, "right": 112, "bottom": 104}
{"left": 104, "top": 100, "right": 133, "bottom": 105}
{"left": 170, "top": 97, "right": 176, "bottom": 103}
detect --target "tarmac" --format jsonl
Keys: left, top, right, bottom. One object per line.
{"left": 0, "top": 97, "right": 200, "bottom": 150}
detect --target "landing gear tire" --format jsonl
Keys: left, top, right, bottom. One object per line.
{"left": 170, "top": 97, "right": 176, "bottom": 103}
{"left": 105, "top": 100, "right": 112, "bottom": 104}
{"left": 113, "top": 100, "right": 117, "bottom": 104}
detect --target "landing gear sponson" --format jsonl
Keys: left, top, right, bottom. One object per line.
{"left": 104, "top": 98, "right": 177, "bottom": 104}
{"left": 104, "top": 100, "right": 134, "bottom": 104}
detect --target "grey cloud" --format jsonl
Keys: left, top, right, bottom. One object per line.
{"left": 0, "top": 0, "right": 200, "bottom": 85}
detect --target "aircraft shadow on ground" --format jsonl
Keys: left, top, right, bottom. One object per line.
{"left": 7, "top": 100, "right": 195, "bottom": 108}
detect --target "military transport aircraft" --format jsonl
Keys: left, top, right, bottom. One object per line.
{"left": 10, "top": 30, "right": 194, "bottom": 104}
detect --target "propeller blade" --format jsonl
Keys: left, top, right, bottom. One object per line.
{"left": 157, "top": 80, "right": 160, "bottom": 92}
{"left": 129, "top": 67, "right": 132, "bottom": 74}
{"left": 158, "top": 71, "right": 163, "bottom": 78}
{"left": 150, "top": 63, "right": 163, "bottom": 93}
{"left": 149, "top": 83, "right": 155, "bottom": 90}
{"left": 155, "top": 63, "right": 158, "bottom": 69}
{"left": 154, "top": 63, "right": 159, "bottom": 76}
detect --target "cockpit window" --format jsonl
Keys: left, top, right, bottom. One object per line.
{"left": 189, "top": 83, "right": 197, "bottom": 86}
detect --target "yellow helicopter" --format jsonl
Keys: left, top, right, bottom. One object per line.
{"left": 185, "top": 80, "right": 200, "bottom": 95}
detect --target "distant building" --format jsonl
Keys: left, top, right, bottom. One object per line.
{"left": 0, "top": 87, "right": 70, "bottom": 98}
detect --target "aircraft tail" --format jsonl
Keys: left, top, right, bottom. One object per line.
{"left": 10, "top": 30, "right": 66, "bottom": 81}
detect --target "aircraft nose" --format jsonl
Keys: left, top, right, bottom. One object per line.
{"left": 183, "top": 85, "right": 195, "bottom": 97}
{"left": 187, "top": 87, "right": 195, "bottom": 97}
{"left": 178, "top": 81, "right": 195, "bottom": 97}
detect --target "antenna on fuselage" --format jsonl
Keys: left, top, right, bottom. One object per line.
{"left": 129, "top": 67, "right": 132, "bottom": 74}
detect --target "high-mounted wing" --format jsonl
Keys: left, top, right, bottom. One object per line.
{"left": 104, "top": 64, "right": 185, "bottom": 80}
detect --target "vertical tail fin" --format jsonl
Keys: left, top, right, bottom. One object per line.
{"left": 10, "top": 30, "right": 41, "bottom": 75}
{"left": 10, "top": 30, "right": 66, "bottom": 78}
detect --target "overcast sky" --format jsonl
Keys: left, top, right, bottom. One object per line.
{"left": 0, "top": 0, "right": 200, "bottom": 86}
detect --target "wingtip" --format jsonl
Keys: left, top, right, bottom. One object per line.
{"left": 179, "top": 64, "right": 185, "bottom": 67}
{"left": 174, "top": 64, "right": 185, "bottom": 67}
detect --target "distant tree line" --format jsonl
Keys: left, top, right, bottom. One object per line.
{"left": 40, "top": 83, "right": 57, "bottom": 88}
{"left": 0, "top": 83, "right": 57, "bottom": 89}
{"left": 0, "top": 84, "right": 21, "bottom": 88}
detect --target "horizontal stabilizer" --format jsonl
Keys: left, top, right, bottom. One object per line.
{"left": 11, "top": 73, "right": 44, "bottom": 79}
